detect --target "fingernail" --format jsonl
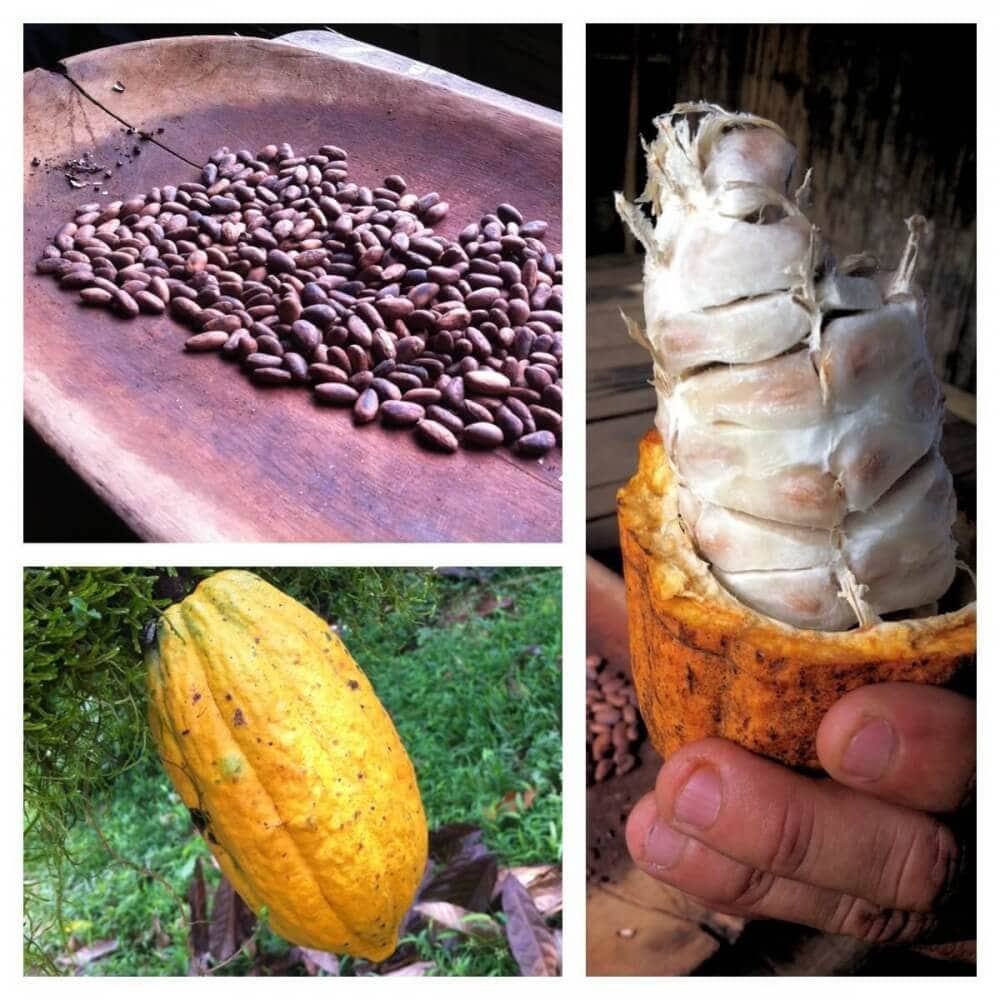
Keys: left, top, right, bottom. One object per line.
{"left": 674, "top": 765, "right": 722, "bottom": 829}
{"left": 643, "top": 820, "right": 688, "bottom": 870}
{"left": 841, "top": 717, "right": 896, "bottom": 780}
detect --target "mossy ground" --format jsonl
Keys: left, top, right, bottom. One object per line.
{"left": 24, "top": 567, "right": 561, "bottom": 976}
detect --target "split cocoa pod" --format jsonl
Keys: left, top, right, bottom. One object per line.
{"left": 619, "top": 432, "right": 976, "bottom": 768}
{"left": 145, "top": 570, "right": 427, "bottom": 960}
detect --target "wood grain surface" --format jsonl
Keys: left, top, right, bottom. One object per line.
{"left": 24, "top": 35, "right": 562, "bottom": 542}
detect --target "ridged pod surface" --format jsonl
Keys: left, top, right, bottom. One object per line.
{"left": 619, "top": 432, "right": 975, "bottom": 767}
{"left": 146, "top": 570, "right": 427, "bottom": 961}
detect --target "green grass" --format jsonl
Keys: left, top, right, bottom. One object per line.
{"left": 25, "top": 763, "right": 204, "bottom": 976}
{"left": 346, "top": 570, "right": 562, "bottom": 866}
{"left": 24, "top": 567, "right": 561, "bottom": 976}
{"left": 393, "top": 925, "right": 522, "bottom": 977}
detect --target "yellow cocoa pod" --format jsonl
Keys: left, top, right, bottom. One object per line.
{"left": 145, "top": 570, "right": 427, "bottom": 961}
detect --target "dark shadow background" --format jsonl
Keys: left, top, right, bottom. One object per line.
{"left": 24, "top": 24, "right": 562, "bottom": 109}
{"left": 23, "top": 23, "right": 561, "bottom": 542}
{"left": 587, "top": 23, "right": 972, "bottom": 254}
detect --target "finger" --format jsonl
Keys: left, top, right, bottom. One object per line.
{"left": 816, "top": 682, "right": 975, "bottom": 812}
{"left": 626, "top": 794, "right": 935, "bottom": 944}
{"left": 685, "top": 884, "right": 936, "bottom": 945}
{"left": 652, "top": 740, "right": 959, "bottom": 912}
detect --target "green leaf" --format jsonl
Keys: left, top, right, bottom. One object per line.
{"left": 68, "top": 596, "right": 101, "bottom": 624}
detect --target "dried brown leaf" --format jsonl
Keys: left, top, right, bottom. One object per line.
{"left": 414, "top": 902, "right": 505, "bottom": 944}
{"left": 55, "top": 938, "right": 118, "bottom": 968}
{"left": 187, "top": 858, "right": 211, "bottom": 963}
{"left": 475, "top": 593, "right": 499, "bottom": 616}
{"left": 209, "top": 875, "right": 257, "bottom": 962}
{"left": 384, "top": 960, "right": 435, "bottom": 976}
{"left": 401, "top": 860, "right": 437, "bottom": 935}
{"left": 495, "top": 865, "right": 563, "bottom": 917}
{"left": 501, "top": 875, "right": 560, "bottom": 976}
{"left": 298, "top": 947, "right": 340, "bottom": 975}
{"left": 492, "top": 788, "right": 536, "bottom": 818}
{"left": 419, "top": 849, "right": 497, "bottom": 914}
{"left": 428, "top": 823, "right": 482, "bottom": 864}
{"left": 257, "top": 947, "right": 304, "bottom": 976}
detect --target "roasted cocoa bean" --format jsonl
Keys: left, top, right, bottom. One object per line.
{"left": 380, "top": 400, "right": 425, "bottom": 427}
{"left": 250, "top": 366, "right": 293, "bottom": 385}
{"left": 314, "top": 383, "right": 359, "bottom": 406}
{"left": 185, "top": 331, "right": 228, "bottom": 352}
{"left": 79, "top": 287, "right": 113, "bottom": 306}
{"left": 462, "top": 422, "right": 503, "bottom": 449}
{"left": 37, "top": 140, "right": 562, "bottom": 461}
{"left": 514, "top": 430, "right": 556, "bottom": 457}
{"left": 353, "top": 386, "right": 380, "bottom": 424}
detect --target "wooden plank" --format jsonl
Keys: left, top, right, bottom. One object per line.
{"left": 587, "top": 513, "right": 624, "bottom": 553}
{"left": 586, "top": 256, "right": 652, "bottom": 525}
{"left": 24, "top": 36, "right": 562, "bottom": 542}
{"left": 587, "top": 481, "right": 621, "bottom": 522}
{"left": 587, "top": 291, "right": 642, "bottom": 351}
{"left": 588, "top": 384, "right": 654, "bottom": 423}
{"left": 587, "top": 410, "right": 652, "bottom": 487}
{"left": 587, "top": 872, "right": 723, "bottom": 976}
{"left": 587, "top": 254, "right": 642, "bottom": 290}
{"left": 586, "top": 406, "right": 651, "bottom": 551}
{"left": 588, "top": 337, "right": 653, "bottom": 419}
{"left": 943, "top": 382, "right": 976, "bottom": 425}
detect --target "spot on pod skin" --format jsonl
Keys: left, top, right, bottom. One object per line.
{"left": 219, "top": 752, "right": 244, "bottom": 779}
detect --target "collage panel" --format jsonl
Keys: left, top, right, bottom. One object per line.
{"left": 23, "top": 565, "right": 562, "bottom": 976}
{"left": 21, "top": 22, "right": 564, "bottom": 981}
{"left": 586, "top": 23, "right": 976, "bottom": 976}
{"left": 24, "top": 24, "right": 562, "bottom": 544}
{"left": 19, "top": 15, "right": 984, "bottom": 986}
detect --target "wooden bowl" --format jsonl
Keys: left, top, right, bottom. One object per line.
{"left": 24, "top": 35, "right": 561, "bottom": 542}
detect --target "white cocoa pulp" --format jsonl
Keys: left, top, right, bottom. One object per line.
{"left": 617, "top": 102, "right": 957, "bottom": 630}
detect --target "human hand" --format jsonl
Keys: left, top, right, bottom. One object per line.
{"left": 625, "top": 682, "right": 975, "bottom": 944}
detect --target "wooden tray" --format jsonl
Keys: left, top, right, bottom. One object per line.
{"left": 24, "top": 35, "right": 562, "bottom": 542}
